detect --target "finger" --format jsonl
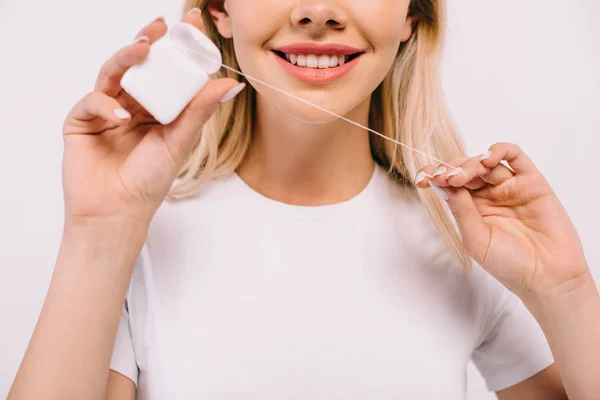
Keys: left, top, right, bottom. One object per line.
{"left": 413, "top": 165, "right": 437, "bottom": 188}
{"left": 161, "top": 79, "right": 245, "bottom": 164}
{"left": 443, "top": 156, "right": 491, "bottom": 190}
{"left": 94, "top": 44, "right": 150, "bottom": 97}
{"left": 481, "top": 143, "right": 539, "bottom": 176}
{"left": 458, "top": 176, "right": 487, "bottom": 191}
{"left": 418, "top": 156, "right": 485, "bottom": 190}
{"left": 94, "top": 17, "right": 168, "bottom": 96}
{"left": 414, "top": 156, "right": 487, "bottom": 190}
{"left": 480, "top": 162, "right": 515, "bottom": 186}
{"left": 64, "top": 91, "right": 131, "bottom": 135}
{"left": 440, "top": 186, "right": 491, "bottom": 261}
{"left": 428, "top": 156, "right": 468, "bottom": 187}
{"left": 181, "top": 7, "right": 204, "bottom": 31}
{"left": 132, "top": 16, "right": 168, "bottom": 45}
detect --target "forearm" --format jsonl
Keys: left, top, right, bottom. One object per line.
{"left": 8, "top": 218, "right": 149, "bottom": 400}
{"left": 526, "top": 272, "right": 600, "bottom": 400}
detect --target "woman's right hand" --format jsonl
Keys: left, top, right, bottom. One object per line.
{"left": 62, "top": 12, "right": 241, "bottom": 226}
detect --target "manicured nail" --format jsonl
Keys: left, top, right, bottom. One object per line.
{"left": 113, "top": 108, "right": 131, "bottom": 119}
{"left": 414, "top": 171, "right": 431, "bottom": 185}
{"left": 479, "top": 151, "right": 492, "bottom": 161}
{"left": 133, "top": 35, "right": 150, "bottom": 44}
{"left": 447, "top": 167, "right": 463, "bottom": 178}
{"left": 220, "top": 83, "right": 246, "bottom": 103}
{"left": 432, "top": 167, "right": 447, "bottom": 177}
{"left": 429, "top": 182, "right": 449, "bottom": 201}
{"left": 187, "top": 7, "right": 202, "bottom": 16}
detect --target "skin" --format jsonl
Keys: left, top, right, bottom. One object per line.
{"left": 216, "top": 0, "right": 415, "bottom": 206}
{"left": 415, "top": 147, "right": 598, "bottom": 399}
{"left": 7, "top": 12, "right": 241, "bottom": 400}
{"left": 8, "top": 1, "right": 599, "bottom": 399}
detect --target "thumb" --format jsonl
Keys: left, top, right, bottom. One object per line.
{"left": 435, "top": 184, "right": 491, "bottom": 261}
{"left": 164, "top": 78, "right": 245, "bottom": 163}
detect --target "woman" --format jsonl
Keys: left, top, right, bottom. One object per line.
{"left": 8, "top": 0, "right": 599, "bottom": 399}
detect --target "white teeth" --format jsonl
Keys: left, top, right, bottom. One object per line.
{"left": 329, "top": 55, "right": 338, "bottom": 67}
{"left": 318, "top": 55, "right": 329, "bottom": 69}
{"left": 282, "top": 53, "right": 352, "bottom": 68}
{"left": 297, "top": 55, "right": 307, "bottom": 67}
{"left": 306, "top": 55, "right": 318, "bottom": 68}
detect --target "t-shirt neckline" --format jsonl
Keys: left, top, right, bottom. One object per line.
{"left": 230, "top": 163, "right": 384, "bottom": 220}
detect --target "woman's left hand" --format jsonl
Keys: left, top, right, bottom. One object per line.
{"left": 414, "top": 142, "right": 591, "bottom": 304}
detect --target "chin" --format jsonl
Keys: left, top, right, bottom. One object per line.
{"left": 281, "top": 108, "right": 343, "bottom": 125}
{"left": 264, "top": 93, "right": 357, "bottom": 124}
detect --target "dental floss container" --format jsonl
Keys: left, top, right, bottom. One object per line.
{"left": 120, "top": 22, "right": 223, "bottom": 125}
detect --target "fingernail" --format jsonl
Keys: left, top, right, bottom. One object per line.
{"left": 447, "top": 167, "right": 463, "bottom": 178}
{"left": 154, "top": 16, "right": 165, "bottom": 22}
{"left": 187, "top": 7, "right": 202, "bottom": 16}
{"left": 414, "top": 171, "right": 431, "bottom": 185}
{"left": 479, "top": 151, "right": 492, "bottom": 161}
{"left": 114, "top": 108, "right": 131, "bottom": 119}
{"left": 432, "top": 167, "right": 447, "bottom": 177}
{"left": 429, "top": 182, "right": 449, "bottom": 201}
{"left": 220, "top": 83, "right": 246, "bottom": 103}
{"left": 133, "top": 35, "right": 150, "bottom": 44}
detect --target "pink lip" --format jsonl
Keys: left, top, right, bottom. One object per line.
{"left": 272, "top": 52, "right": 363, "bottom": 84}
{"left": 273, "top": 42, "right": 364, "bottom": 55}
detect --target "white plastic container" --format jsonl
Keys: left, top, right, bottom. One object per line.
{"left": 120, "top": 22, "right": 223, "bottom": 125}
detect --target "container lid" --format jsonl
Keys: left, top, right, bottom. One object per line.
{"left": 169, "top": 22, "right": 223, "bottom": 74}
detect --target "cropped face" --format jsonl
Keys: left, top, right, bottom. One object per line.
{"left": 209, "top": 0, "right": 416, "bottom": 123}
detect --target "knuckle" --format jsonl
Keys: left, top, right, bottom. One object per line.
{"left": 85, "top": 90, "right": 101, "bottom": 101}
{"left": 62, "top": 118, "right": 71, "bottom": 136}
{"left": 423, "top": 165, "right": 436, "bottom": 174}
{"left": 82, "top": 91, "right": 101, "bottom": 108}
{"left": 81, "top": 92, "right": 94, "bottom": 109}
{"left": 468, "top": 155, "right": 481, "bottom": 165}
{"left": 97, "top": 58, "right": 111, "bottom": 77}
{"left": 490, "top": 142, "right": 504, "bottom": 151}
{"left": 191, "top": 101, "right": 217, "bottom": 123}
{"left": 450, "top": 209, "right": 463, "bottom": 223}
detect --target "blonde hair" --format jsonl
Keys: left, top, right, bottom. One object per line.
{"left": 171, "top": 0, "right": 472, "bottom": 270}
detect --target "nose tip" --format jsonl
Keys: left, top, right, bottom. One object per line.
{"left": 291, "top": 2, "right": 348, "bottom": 33}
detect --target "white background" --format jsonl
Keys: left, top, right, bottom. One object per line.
{"left": 1, "top": 1, "right": 599, "bottom": 398}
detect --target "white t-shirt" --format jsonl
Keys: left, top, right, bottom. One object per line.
{"left": 110, "top": 163, "right": 555, "bottom": 399}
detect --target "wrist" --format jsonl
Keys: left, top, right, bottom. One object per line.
{"left": 64, "top": 215, "right": 150, "bottom": 239}
{"left": 524, "top": 270, "right": 599, "bottom": 325}
{"left": 60, "top": 216, "right": 149, "bottom": 274}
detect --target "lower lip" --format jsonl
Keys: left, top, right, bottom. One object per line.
{"left": 272, "top": 52, "right": 362, "bottom": 84}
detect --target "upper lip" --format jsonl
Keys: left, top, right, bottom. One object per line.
{"left": 272, "top": 43, "right": 365, "bottom": 55}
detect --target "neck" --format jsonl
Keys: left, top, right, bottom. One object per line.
{"left": 237, "top": 93, "right": 376, "bottom": 206}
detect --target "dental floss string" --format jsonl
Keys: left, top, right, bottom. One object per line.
{"left": 173, "top": 40, "right": 458, "bottom": 172}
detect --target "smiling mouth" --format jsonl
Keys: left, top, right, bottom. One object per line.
{"left": 272, "top": 50, "right": 364, "bottom": 69}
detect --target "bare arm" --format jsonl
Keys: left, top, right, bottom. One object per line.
{"left": 106, "top": 371, "right": 136, "bottom": 400}
{"left": 525, "top": 273, "right": 600, "bottom": 400}
{"left": 496, "top": 271, "right": 600, "bottom": 400}
{"left": 8, "top": 219, "right": 148, "bottom": 400}
{"left": 7, "top": 8, "right": 241, "bottom": 398}
{"left": 496, "top": 364, "right": 567, "bottom": 400}
{"left": 415, "top": 143, "right": 599, "bottom": 400}
{"left": 494, "top": 273, "right": 600, "bottom": 400}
